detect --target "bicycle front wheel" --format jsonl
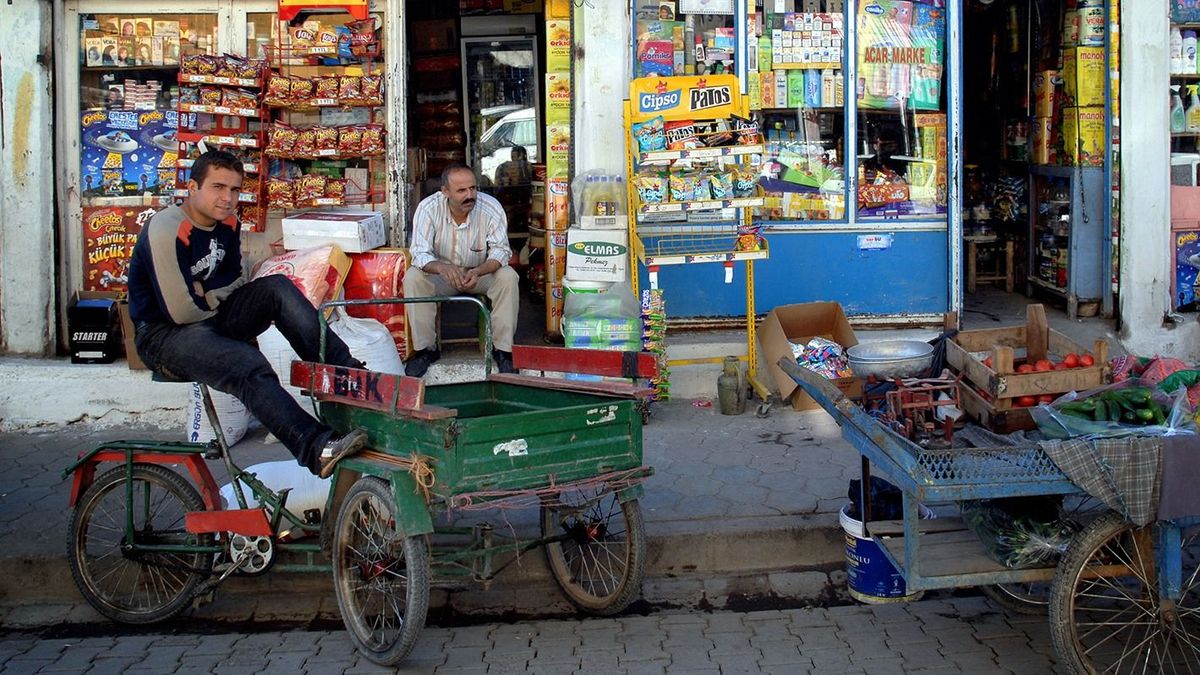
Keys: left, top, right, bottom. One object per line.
{"left": 68, "top": 464, "right": 213, "bottom": 624}
{"left": 332, "top": 476, "right": 429, "bottom": 667}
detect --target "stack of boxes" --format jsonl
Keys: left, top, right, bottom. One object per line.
{"left": 1032, "top": 3, "right": 1106, "bottom": 167}
{"left": 748, "top": 5, "right": 845, "bottom": 112}
{"left": 544, "top": 3, "right": 572, "bottom": 336}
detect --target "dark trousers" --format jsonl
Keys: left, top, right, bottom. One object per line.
{"left": 135, "top": 275, "right": 357, "bottom": 473}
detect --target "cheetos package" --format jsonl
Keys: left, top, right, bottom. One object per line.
{"left": 344, "top": 248, "right": 412, "bottom": 359}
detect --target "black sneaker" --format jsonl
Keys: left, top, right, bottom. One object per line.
{"left": 493, "top": 349, "right": 516, "bottom": 374}
{"left": 317, "top": 429, "right": 367, "bottom": 479}
{"left": 404, "top": 349, "right": 441, "bottom": 377}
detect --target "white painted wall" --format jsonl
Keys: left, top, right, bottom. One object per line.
{"left": 0, "top": 0, "right": 56, "bottom": 355}
{"left": 574, "top": 1, "right": 629, "bottom": 175}
{"left": 1118, "top": 0, "right": 1200, "bottom": 360}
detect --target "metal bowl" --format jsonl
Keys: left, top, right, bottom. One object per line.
{"left": 846, "top": 340, "right": 935, "bottom": 379}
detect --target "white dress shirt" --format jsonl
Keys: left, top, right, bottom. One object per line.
{"left": 409, "top": 191, "right": 511, "bottom": 271}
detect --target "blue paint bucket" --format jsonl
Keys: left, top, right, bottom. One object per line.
{"left": 840, "top": 504, "right": 923, "bottom": 604}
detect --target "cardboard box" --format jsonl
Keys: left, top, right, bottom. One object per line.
{"left": 1031, "top": 116, "right": 1055, "bottom": 165}
{"left": 759, "top": 302, "right": 862, "bottom": 411}
{"left": 117, "top": 302, "right": 147, "bottom": 370}
{"left": 1063, "top": 46, "right": 1105, "bottom": 107}
{"left": 1061, "top": 106, "right": 1105, "bottom": 166}
{"left": 282, "top": 210, "right": 386, "bottom": 253}
{"left": 1032, "top": 70, "right": 1060, "bottom": 118}
{"left": 546, "top": 19, "right": 571, "bottom": 71}
{"left": 69, "top": 291, "right": 122, "bottom": 364}
{"left": 410, "top": 19, "right": 457, "bottom": 53}
{"left": 566, "top": 228, "right": 628, "bottom": 282}
{"left": 1173, "top": 228, "right": 1200, "bottom": 312}
{"left": 546, "top": 72, "right": 571, "bottom": 125}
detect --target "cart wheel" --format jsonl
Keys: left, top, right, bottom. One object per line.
{"left": 332, "top": 477, "right": 429, "bottom": 667}
{"left": 68, "top": 464, "right": 214, "bottom": 624}
{"left": 981, "top": 583, "right": 1052, "bottom": 615}
{"left": 540, "top": 487, "right": 646, "bottom": 615}
{"left": 1049, "top": 511, "right": 1200, "bottom": 673}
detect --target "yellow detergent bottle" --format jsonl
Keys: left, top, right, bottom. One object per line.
{"left": 1188, "top": 85, "right": 1200, "bottom": 133}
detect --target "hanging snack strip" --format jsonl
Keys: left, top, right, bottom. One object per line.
{"left": 642, "top": 289, "right": 670, "bottom": 402}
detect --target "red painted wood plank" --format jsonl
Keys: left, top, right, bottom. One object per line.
{"left": 488, "top": 373, "right": 653, "bottom": 399}
{"left": 290, "top": 361, "right": 424, "bottom": 413}
{"left": 512, "top": 345, "right": 658, "bottom": 379}
{"left": 186, "top": 508, "right": 272, "bottom": 536}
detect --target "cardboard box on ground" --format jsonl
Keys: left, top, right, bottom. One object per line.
{"left": 759, "top": 302, "right": 861, "bottom": 411}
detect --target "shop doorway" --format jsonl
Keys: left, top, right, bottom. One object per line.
{"left": 404, "top": 2, "right": 550, "bottom": 344}
{"left": 960, "top": 0, "right": 1113, "bottom": 322}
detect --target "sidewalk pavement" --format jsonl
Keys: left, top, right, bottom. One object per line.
{"left": 0, "top": 291, "right": 1125, "bottom": 628}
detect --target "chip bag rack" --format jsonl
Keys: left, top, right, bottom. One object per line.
{"left": 174, "top": 55, "right": 270, "bottom": 232}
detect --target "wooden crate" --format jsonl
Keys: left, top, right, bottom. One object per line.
{"left": 946, "top": 304, "right": 1110, "bottom": 432}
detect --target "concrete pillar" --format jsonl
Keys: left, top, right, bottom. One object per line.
{"left": 0, "top": 0, "right": 56, "bottom": 355}
{"left": 1118, "top": 0, "right": 1200, "bottom": 360}
{"left": 574, "top": 2, "right": 630, "bottom": 175}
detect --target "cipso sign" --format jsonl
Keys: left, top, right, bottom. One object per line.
{"left": 639, "top": 85, "right": 732, "bottom": 114}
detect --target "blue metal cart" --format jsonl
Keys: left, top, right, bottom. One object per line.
{"left": 782, "top": 359, "right": 1200, "bottom": 673}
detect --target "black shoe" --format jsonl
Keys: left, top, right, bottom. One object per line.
{"left": 317, "top": 429, "right": 367, "bottom": 479}
{"left": 493, "top": 349, "right": 516, "bottom": 374}
{"left": 404, "top": 349, "right": 441, "bottom": 377}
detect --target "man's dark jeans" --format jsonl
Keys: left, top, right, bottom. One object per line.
{"left": 135, "top": 275, "right": 358, "bottom": 473}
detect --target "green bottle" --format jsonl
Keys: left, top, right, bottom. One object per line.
{"left": 758, "top": 35, "right": 772, "bottom": 73}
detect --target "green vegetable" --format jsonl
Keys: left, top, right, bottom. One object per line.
{"left": 1093, "top": 402, "right": 1108, "bottom": 422}
{"left": 1106, "top": 399, "right": 1121, "bottom": 422}
{"left": 1136, "top": 408, "right": 1155, "bottom": 422}
{"left": 1152, "top": 404, "right": 1166, "bottom": 425}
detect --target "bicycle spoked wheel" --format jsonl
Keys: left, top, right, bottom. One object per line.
{"left": 1050, "top": 512, "right": 1200, "bottom": 673}
{"left": 68, "top": 464, "right": 214, "bottom": 624}
{"left": 332, "top": 477, "right": 429, "bottom": 667}
{"left": 540, "top": 486, "right": 645, "bottom": 615}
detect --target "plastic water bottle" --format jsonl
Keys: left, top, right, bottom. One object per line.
{"left": 1172, "top": 26, "right": 1184, "bottom": 74}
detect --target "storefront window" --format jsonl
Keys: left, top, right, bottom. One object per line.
{"left": 855, "top": 1, "right": 947, "bottom": 219}
{"left": 746, "top": 3, "right": 847, "bottom": 223}
{"left": 79, "top": 13, "right": 219, "bottom": 291}
{"left": 633, "top": 1, "right": 737, "bottom": 78}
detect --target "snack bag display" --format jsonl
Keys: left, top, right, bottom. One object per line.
{"left": 324, "top": 178, "right": 346, "bottom": 203}
{"left": 265, "top": 75, "right": 292, "bottom": 104}
{"left": 314, "top": 76, "right": 339, "bottom": 100}
{"left": 199, "top": 87, "right": 223, "bottom": 105}
{"left": 690, "top": 172, "right": 712, "bottom": 201}
{"left": 266, "top": 124, "right": 298, "bottom": 157}
{"left": 709, "top": 172, "right": 734, "bottom": 200}
{"left": 360, "top": 75, "right": 383, "bottom": 105}
{"left": 294, "top": 128, "right": 318, "bottom": 157}
{"left": 314, "top": 126, "right": 339, "bottom": 153}
{"left": 289, "top": 77, "right": 314, "bottom": 102}
{"left": 668, "top": 173, "right": 692, "bottom": 202}
{"left": 338, "top": 76, "right": 362, "bottom": 102}
{"left": 268, "top": 178, "right": 294, "bottom": 209}
{"left": 636, "top": 173, "right": 666, "bottom": 204}
{"left": 732, "top": 168, "right": 758, "bottom": 198}
{"left": 361, "top": 125, "right": 385, "bottom": 156}
{"left": 337, "top": 126, "right": 363, "bottom": 156}
{"left": 296, "top": 174, "right": 327, "bottom": 204}
{"left": 664, "top": 120, "right": 701, "bottom": 151}
{"left": 733, "top": 116, "right": 761, "bottom": 144}
{"left": 632, "top": 116, "right": 667, "bottom": 153}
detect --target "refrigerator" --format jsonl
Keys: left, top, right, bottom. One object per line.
{"left": 461, "top": 16, "right": 541, "bottom": 187}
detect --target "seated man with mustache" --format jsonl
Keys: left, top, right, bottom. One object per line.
{"left": 403, "top": 163, "right": 519, "bottom": 376}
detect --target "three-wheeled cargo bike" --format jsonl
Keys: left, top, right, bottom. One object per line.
{"left": 63, "top": 297, "right": 657, "bottom": 665}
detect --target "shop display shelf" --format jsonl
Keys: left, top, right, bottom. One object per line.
{"left": 180, "top": 134, "right": 260, "bottom": 148}
{"left": 1027, "top": 275, "right": 1067, "bottom": 296}
{"left": 179, "top": 74, "right": 261, "bottom": 87}
{"left": 771, "top": 62, "right": 842, "bottom": 70}
{"left": 175, "top": 159, "right": 259, "bottom": 173}
{"left": 179, "top": 103, "right": 261, "bottom": 117}
{"left": 639, "top": 197, "right": 764, "bottom": 214}
{"left": 170, "top": 190, "right": 257, "bottom": 204}
{"left": 640, "top": 144, "right": 764, "bottom": 163}
{"left": 637, "top": 231, "right": 769, "bottom": 266}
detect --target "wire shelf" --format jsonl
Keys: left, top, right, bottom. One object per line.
{"left": 636, "top": 225, "right": 768, "bottom": 265}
